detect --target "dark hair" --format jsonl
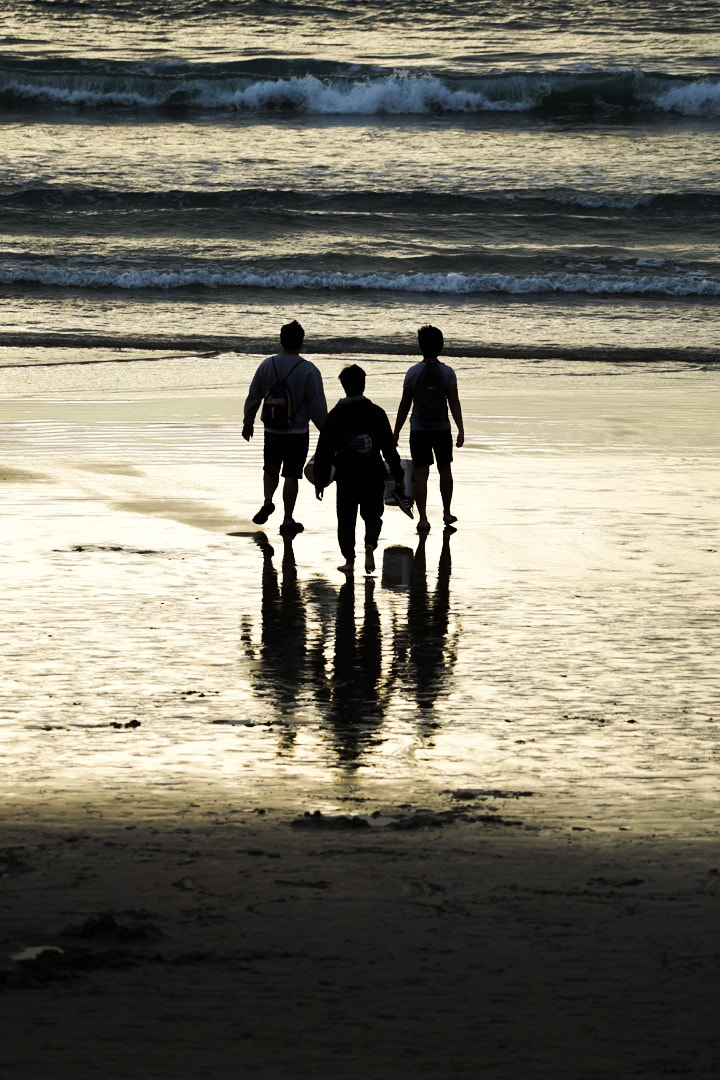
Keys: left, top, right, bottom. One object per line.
{"left": 339, "top": 363, "right": 366, "bottom": 397}
{"left": 417, "top": 324, "right": 443, "bottom": 357}
{"left": 280, "top": 319, "right": 305, "bottom": 351}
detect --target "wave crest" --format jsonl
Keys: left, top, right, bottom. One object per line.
{"left": 2, "top": 63, "right": 720, "bottom": 117}
{"left": 3, "top": 263, "right": 719, "bottom": 298}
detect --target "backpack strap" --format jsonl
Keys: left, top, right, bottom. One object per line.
{"left": 274, "top": 356, "right": 306, "bottom": 423}
{"left": 267, "top": 356, "right": 304, "bottom": 387}
{"left": 284, "top": 357, "right": 306, "bottom": 424}
{"left": 414, "top": 357, "right": 443, "bottom": 390}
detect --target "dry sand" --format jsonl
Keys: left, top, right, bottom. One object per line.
{"left": 2, "top": 352, "right": 719, "bottom": 1078}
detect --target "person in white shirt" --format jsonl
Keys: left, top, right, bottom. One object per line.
{"left": 242, "top": 320, "right": 327, "bottom": 535}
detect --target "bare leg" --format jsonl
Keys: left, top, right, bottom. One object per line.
{"left": 282, "top": 476, "right": 299, "bottom": 519}
{"left": 263, "top": 472, "right": 279, "bottom": 502}
{"left": 439, "top": 462, "right": 457, "bottom": 525}
{"left": 414, "top": 465, "right": 430, "bottom": 531}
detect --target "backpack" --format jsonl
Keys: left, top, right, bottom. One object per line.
{"left": 261, "top": 358, "right": 304, "bottom": 430}
{"left": 413, "top": 359, "right": 447, "bottom": 423}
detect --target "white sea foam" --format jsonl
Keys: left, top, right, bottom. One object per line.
{"left": 654, "top": 80, "right": 720, "bottom": 117}
{"left": 4, "top": 264, "right": 719, "bottom": 297}
{"left": 217, "top": 73, "right": 530, "bottom": 115}
{"left": 1, "top": 76, "right": 157, "bottom": 110}
{"left": 5, "top": 66, "right": 720, "bottom": 117}
{"left": 0, "top": 71, "right": 538, "bottom": 114}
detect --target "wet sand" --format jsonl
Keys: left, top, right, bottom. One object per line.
{"left": 2, "top": 816, "right": 719, "bottom": 1080}
{"left": 2, "top": 353, "right": 719, "bottom": 1077}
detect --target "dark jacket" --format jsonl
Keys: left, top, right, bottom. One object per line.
{"left": 314, "top": 396, "right": 405, "bottom": 490}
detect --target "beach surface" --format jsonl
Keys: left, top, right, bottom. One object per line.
{"left": 2, "top": 351, "right": 719, "bottom": 1078}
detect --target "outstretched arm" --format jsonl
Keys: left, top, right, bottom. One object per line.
{"left": 447, "top": 383, "right": 465, "bottom": 448}
{"left": 393, "top": 386, "right": 413, "bottom": 444}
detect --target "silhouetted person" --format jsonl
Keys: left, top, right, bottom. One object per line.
{"left": 314, "top": 364, "right": 406, "bottom": 575}
{"left": 393, "top": 324, "right": 464, "bottom": 533}
{"left": 242, "top": 320, "right": 327, "bottom": 536}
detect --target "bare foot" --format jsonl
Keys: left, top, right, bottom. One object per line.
{"left": 364, "top": 547, "right": 376, "bottom": 574}
{"left": 443, "top": 513, "right": 458, "bottom": 526}
{"left": 338, "top": 561, "right": 355, "bottom": 575}
{"left": 417, "top": 519, "right": 430, "bottom": 534}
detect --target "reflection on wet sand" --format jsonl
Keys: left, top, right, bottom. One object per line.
{"left": 245, "top": 532, "right": 309, "bottom": 751}
{"left": 245, "top": 528, "right": 459, "bottom": 768}
{"left": 405, "top": 529, "right": 457, "bottom": 714}
{"left": 321, "top": 578, "right": 387, "bottom": 768}
{"left": 384, "top": 530, "right": 458, "bottom": 728}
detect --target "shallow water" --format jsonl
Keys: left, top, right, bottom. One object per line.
{"left": 2, "top": 354, "right": 718, "bottom": 837}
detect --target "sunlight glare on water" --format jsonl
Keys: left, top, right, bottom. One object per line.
{"left": 2, "top": 355, "right": 718, "bottom": 836}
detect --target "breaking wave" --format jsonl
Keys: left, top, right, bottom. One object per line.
{"left": 4, "top": 263, "right": 720, "bottom": 297}
{"left": 2, "top": 61, "right": 720, "bottom": 117}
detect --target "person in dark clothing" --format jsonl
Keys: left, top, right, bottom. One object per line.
{"left": 393, "top": 324, "right": 464, "bottom": 534}
{"left": 314, "top": 365, "right": 407, "bottom": 576}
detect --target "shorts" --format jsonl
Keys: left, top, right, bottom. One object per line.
{"left": 409, "top": 428, "right": 453, "bottom": 468}
{"left": 263, "top": 430, "right": 310, "bottom": 480}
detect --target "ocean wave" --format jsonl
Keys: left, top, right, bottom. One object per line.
{"left": 655, "top": 79, "right": 720, "bottom": 118}
{"left": 3, "top": 264, "right": 720, "bottom": 298}
{"left": 5, "top": 184, "right": 720, "bottom": 218}
{"left": 2, "top": 62, "right": 720, "bottom": 117}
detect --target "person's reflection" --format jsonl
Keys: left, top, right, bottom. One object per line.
{"left": 304, "top": 576, "right": 337, "bottom": 710}
{"left": 323, "top": 577, "right": 386, "bottom": 768}
{"left": 404, "top": 528, "right": 457, "bottom": 716}
{"left": 250, "top": 531, "right": 308, "bottom": 749}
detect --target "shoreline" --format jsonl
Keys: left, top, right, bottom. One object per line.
{"left": 3, "top": 334, "right": 720, "bottom": 366}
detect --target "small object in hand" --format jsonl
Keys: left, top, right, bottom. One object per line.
{"left": 389, "top": 485, "right": 414, "bottom": 518}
